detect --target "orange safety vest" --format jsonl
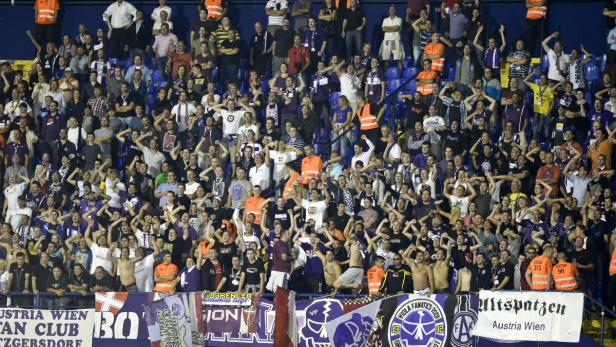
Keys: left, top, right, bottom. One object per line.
{"left": 335, "top": 0, "right": 352, "bottom": 9}
{"left": 34, "top": 0, "right": 60, "bottom": 25}
{"left": 154, "top": 263, "right": 178, "bottom": 293}
{"left": 417, "top": 70, "right": 437, "bottom": 95}
{"left": 301, "top": 155, "right": 323, "bottom": 184}
{"left": 357, "top": 103, "right": 379, "bottom": 131}
{"left": 526, "top": 0, "right": 547, "bottom": 19}
{"left": 610, "top": 249, "right": 616, "bottom": 276}
{"left": 552, "top": 261, "right": 578, "bottom": 291}
{"left": 529, "top": 255, "right": 552, "bottom": 290}
{"left": 283, "top": 171, "right": 302, "bottom": 200}
{"left": 424, "top": 43, "right": 445, "bottom": 72}
{"left": 244, "top": 196, "right": 266, "bottom": 224}
{"left": 367, "top": 265, "right": 385, "bottom": 295}
{"left": 205, "top": 0, "right": 224, "bottom": 19}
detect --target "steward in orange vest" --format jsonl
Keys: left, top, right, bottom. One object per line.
{"left": 300, "top": 144, "right": 323, "bottom": 184}
{"left": 526, "top": 0, "right": 547, "bottom": 20}
{"left": 33, "top": 0, "right": 60, "bottom": 46}
{"left": 204, "top": 0, "right": 225, "bottom": 19}
{"left": 367, "top": 257, "right": 386, "bottom": 295}
{"left": 353, "top": 96, "right": 383, "bottom": 145}
{"left": 525, "top": 246, "right": 554, "bottom": 290}
{"left": 552, "top": 252, "right": 578, "bottom": 291}
{"left": 609, "top": 248, "right": 616, "bottom": 276}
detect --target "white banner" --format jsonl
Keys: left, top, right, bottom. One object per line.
{"left": 473, "top": 290, "right": 584, "bottom": 343}
{"left": 0, "top": 308, "right": 95, "bottom": 347}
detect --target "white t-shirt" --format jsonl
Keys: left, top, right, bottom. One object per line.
{"left": 134, "top": 254, "right": 155, "bottom": 292}
{"left": 301, "top": 199, "right": 328, "bottom": 229}
{"left": 269, "top": 150, "right": 297, "bottom": 181}
{"left": 249, "top": 163, "right": 271, "bottom": 190}
{"left": 220, "top": 109, "right": 244, "bottom": 136}
{"left": 105, "top": 178, "right": 126, "bottom": 209}
{"left": 185, "top": 181, "right": 200, "bottom": 197}
{"left": 142, "top": 147, "right": 166, "bottom": 176}
{"left": 547, "top": 49, "right": 569, "bottom": 82}
{"left": 449, "top": 195, "right": 470, "bottom": 217}
{"left": 382, "top": 16, "right": 402, "bottom": 41}
{"left": 171, "top": 102, "right": 197, "bottom": 132}
{"left": 90, "top": 243, "right": 112, "bottom": 275}
{"left": 4, "top": 183, "right": 25, "bottom": 215}
{"left": 339, "top": 73, "right": 360, "bottom": 103}
{"left": 266, "top": 0, "right": 288, "bottom": 26}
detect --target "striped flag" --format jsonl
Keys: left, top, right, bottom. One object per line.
{"left": 273, "top": 288, "right": 298, "bottom": 347}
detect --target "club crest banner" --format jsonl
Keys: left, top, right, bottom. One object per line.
{"left": 473, "top": 290, "right": 584, "bottom": 343}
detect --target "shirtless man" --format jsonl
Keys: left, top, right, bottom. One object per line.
{"left": 110, "top": 245, "right": 138, "bottom": 292}
{"left": 315, "top": 246, "right": 342, "bottom": 294}
{"left": 456, "top": 258, "right": 473, "bottom": 294}
{"left": 432, "top": 244, "right": 452, "bottom": 293}
{"left": 332, "top": 235, "right": 364, "bottom": 296}
{"left": 403, "top": 248, "right": 434, "bottom": 295}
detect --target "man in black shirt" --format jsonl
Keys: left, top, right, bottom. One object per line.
{"left": 115, "top": 82, "right": 136, "bottom": 124}
{"left": 67, "top": 263, "right": 91, "bottom": 307}
{"left": 46, "top": 265, "right": 69, "bottom": 309}
{"left": 342, "top": 0, "right": 366, "bottom": 60}
{"left": 239, "top": 248, "right": 266, "bottom": 294}
{"left": 218, "top": 28, "right": 240, "bottom": 88}
{"left": 250, "top": 21, "right": 273, "bottom": 78}
{"left": 89, "top": 266, "right": 115, "bottom": 292}
{"left": 492, "top": 250, "right": 514, "bottom": 290}
{"left": 272, "top": 17, "right": 296, "bottom": 74}
{"left": 7, "top": 252, "right": 32, "bottom": 307}
{"left": 224, "top": 255, "right": 243, "bottom": 292}
{"left": 380, "top": 254, "right": 412, "bottom": 294}
{"left": 32, "top": 252, "right": 53, "bottom": 294}
{"left": 471, "top": 252, "right": 492, "bottom": 291}
{"left": 571, "top": 236, "right": 595, "bottom": 293}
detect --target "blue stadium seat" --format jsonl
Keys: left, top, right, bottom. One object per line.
{"left": 540, "top": 54, "right": 549, "bottom": 72}
{"left": 211, "top": 66, "right": 218, "bottom": 81}
{"left": 402, "top": 67, "right": 417, "bottom": 79}
{"left": 442, "top": 66, "right": 456, "bottom": 82}
{"left": 386, "top": 79, "right": 401, "bottom": 93}
{"left": 402, "top": 80, "right": 416, "bottom": 94}
{"left": 403, "top": 57, "right": 414, "bottom": 69}
{"left": 152, "top": 69, "right": 163, "bottom": 84}
{"left": 329, "top": 91, "right": 341, "bottom": 106}
{"left": 585, "top": 65, "right": 599, "bottom": 82}
{"left": 123, "top": 59, "right": 132, "bottom": 72}
{"left": 109, "top": 58, "right": 120, "bottom": 67}
{"left": 385, "top": 67, "right": 401, "bottom": 80}
{"left": 262, "top": 80, "right": 270, "bottom": 94}
{"left": 600, "top": 54, "right": 607, "bottom": 72}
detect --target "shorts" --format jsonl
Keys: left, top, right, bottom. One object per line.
{"left": 224, "top": 134, "right": 238, "bottom": 148}
{"left": 266, "top": 270, "right": 288, "bottom": 292}
{"left": 338, "top": 267, "right": 364, "bottom": 285}
{"left": 380, "top": 40, "right": 405, "bottom": 61}
{"left": 245, "top": 284, "right": 261, "bottom": 294}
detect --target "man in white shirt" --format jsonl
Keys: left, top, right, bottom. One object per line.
{"left": 265, "top": 0, "right": 288, "bottom": 35}
{"left": 134, "top": 242, "right": 159, "bottom": 292}
{"left": 541, "top": 31, "right": 569, "bottom": 83}
{"left": 380, "top": 4, "right": 404, "bottom": 69}
{"left": 171, "top": 91, "right": 197, "bottom": 132}
{"left": 151, "top": 0, "right": 172, "bottom": 24}
{"left": 85, "top": 225, "right": 112, "bottom": 275}
{"left": 266, "top": 140, "right": 302, "bottom": 185}
{"left": 351, "top": 135, "right": 375, "bottom": 168}
{"left": 298, "top": 188, "right": 330, "bottom": 229}
{"left": 249, "top": 153, "right": 271, "bottom": 191}
{"left": 103, "top": 0, "right": 137, "bottom": 60}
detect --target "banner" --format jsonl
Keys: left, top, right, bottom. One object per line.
{"left": 473, "top": 290, "right": 584, "bottom": 343}
{"left": 203, "top": 292, "right": 254, "bottom": 307}
{"left": 143, "top": 293, "right": 194, "bottom": 347}
{"left": 203, "top": 293, "right": 262, "bottom": 335}
{"left": 0, "top": 308, "right": 94, "bottom": 347}
{"left": 95, "top": 291, "right": 155, "bottom": 344}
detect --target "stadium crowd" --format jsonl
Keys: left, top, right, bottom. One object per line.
{"left": 1, "top": 0, "right": 616, "bottom": 312}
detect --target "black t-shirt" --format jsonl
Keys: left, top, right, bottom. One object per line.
{"left": 47, "top": 274, "right": 68, "bottom": 291}
{"left": 388, "top": 232, "right": 411, "bottom": 254}
{"left": 215, "top": 241, "right": 238, "bottom": 269}
{"left": 8, "top": 263, "right": 32, "bottom": 291}
{"left": 89, "top": 274, "right": 114, "bottom": 290}
{"left": 219, "top": 39, "right": 240, "bottom": 66}
{"left": 225, "top": 266, "right": 242, "bottom": 292}
{"left": 494, "top": 262, "right": 514, "bottom": 290}
{"left": 32, "top": 263, "right": 54, "bottom": 292}
{"left": 273, "top": 28, "right": 296, "bottom": 57}
{"left": 115, "top": 92, "right": 136, "bottom": 118}
{"left": 333, "top": 213, "right": 351, "bottom": 232}
{"left": 471, "top": 264, "right": 492, "bottom": 291}
{"left": 268, "top": 207, "right": 292, "bottom": 230}
{"left": 344, "top": 6, "right": 365, "bottom": 31}
{"left": 241, "top": 259, "right": 265, "bottom": 286}
{"left": 205, "top": 206, "right": 232, "bottom": 229}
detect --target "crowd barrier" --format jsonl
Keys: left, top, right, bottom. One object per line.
{"left": 0, "top": 291, "right": 604, "bottom": 347}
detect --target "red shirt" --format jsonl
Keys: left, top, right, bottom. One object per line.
{"left": 171, "top": 52, "right": 193, "bottom": 78}
{"left": 287, "top": 46, "right": 310, "bottom": 75}
{"left": 271, "top": 240, "right": 291, "bottom": 273}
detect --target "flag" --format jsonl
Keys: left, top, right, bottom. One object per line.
{"left": 95, "top": 292, "right": 128, "bottom": 315}
{"left": 325, "top": 298, "right": 383, "bottom": 347}
{"left": 143, "top": 294, "right": 192, "bottom": 347}
{"left": 273, "top": 288, "right": 298, "bottom": 347}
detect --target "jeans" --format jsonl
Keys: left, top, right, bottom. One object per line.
{"left": 155, "top": 56, "right": 169, "bottom": 75}
{"left": 331, "top": 128, "right": 350, "bottom": 162}
{"left": 533, "top": 113, "right": 550, "bottom": 141}
{"left": 345, "top": 30, "right": 362, "bottom": 60}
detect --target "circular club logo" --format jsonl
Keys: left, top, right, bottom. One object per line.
{"left": 388, "top": 297, "right": 447, "bottom": 347}
{"left": 451, "top": 310, "right": 476, "bottom": 347}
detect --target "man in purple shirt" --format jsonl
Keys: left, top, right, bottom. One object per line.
{"left": 266, "top": 228, "right": 292, "bottom": 292}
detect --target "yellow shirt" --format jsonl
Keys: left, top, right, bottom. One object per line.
{"left": 529, "top": 83, "right": 554, "bottom": 115}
